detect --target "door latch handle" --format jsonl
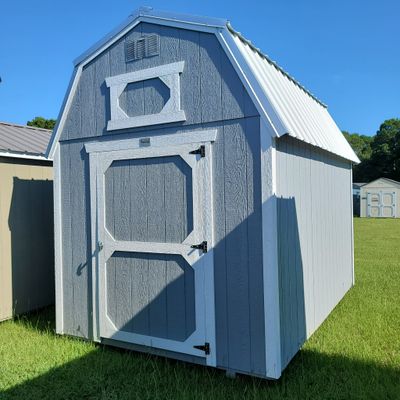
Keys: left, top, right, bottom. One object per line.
{"left": 98, "top": 241, "right": 104, "bottom": 251}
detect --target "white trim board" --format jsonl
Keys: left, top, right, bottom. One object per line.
{"left": 260, "top": 119, "right": 282, "bottom": 379}
{"left": 106, "top": 61, "right": 186, "bottom": 131}
{"left": 53, "top": 143, "right": 64, "bottom": 334}
{"left": 84, "top": 129, "right": 217, "bottom": 154}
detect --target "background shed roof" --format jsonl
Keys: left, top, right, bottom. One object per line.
{"left": 0, "top": 122, "right": 52, "bottom": 158}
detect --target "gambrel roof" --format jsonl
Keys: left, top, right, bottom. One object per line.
{"left": 47, "top": 7, "right": 359, "bottom": 163}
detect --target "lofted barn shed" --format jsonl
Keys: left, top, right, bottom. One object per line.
{"left": 48, "top": 8, "right": 359, "bottom": 379}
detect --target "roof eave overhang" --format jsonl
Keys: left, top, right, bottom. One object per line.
{"left": 0, "top": 150, "right": 51, "bottom": 161}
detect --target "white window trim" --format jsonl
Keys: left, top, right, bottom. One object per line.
{"left": 106, "top": 61, "right": 186, "bottom": 131}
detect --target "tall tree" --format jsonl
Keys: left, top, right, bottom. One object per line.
{"left": 369, "top": 119, "right": 400, "bottom": 181}
{"left": 27, "top": 116, "right": 56, "bottom": 130}
{"left": 343, "top": 131, "right": 373, "bottom": 182}
{"left": 343, "top": 119, "right": 400, "bottom": 182}
{"left": 342, "top": 131, "right": 373, "bottom": 162}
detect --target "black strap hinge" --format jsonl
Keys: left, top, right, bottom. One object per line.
{"left": 193, "top": 342, "right": 210, "bottom": 355}
{"left": 191, "top": 241, "right": 208, "bottom": 253}
{"left": 189, "top": 145, "right": 205, "bottom": 157}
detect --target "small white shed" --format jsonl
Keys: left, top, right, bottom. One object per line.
{"left": 360, "top": 178, "right": 400, "bottom": 218}
{"left": 48, "top": 8, "right": 359, "bottom": 379}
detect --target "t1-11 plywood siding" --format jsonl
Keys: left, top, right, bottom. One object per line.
{"left": 276, "top": 136, "right": 353, "bottom": 369}
{"left": 0, "top": 158, "right": 54, "bottom": 321}
{"left": 59, "top": 117, "right": 264, "bottom": 375}
{"left": 60, "top": 22, "right": 258, "bottom": 142}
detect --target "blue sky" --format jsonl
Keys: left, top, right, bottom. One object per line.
{"left": 0, "top": 0, "right": 399, "bottom": 136}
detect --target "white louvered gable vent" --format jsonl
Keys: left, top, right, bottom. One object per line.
{"left": 125, "top": 35, "right": 160, "bottom": 62}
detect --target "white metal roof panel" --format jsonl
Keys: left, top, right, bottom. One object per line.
{"left": 229, "top": 28, "right": 360, "bottom": 163}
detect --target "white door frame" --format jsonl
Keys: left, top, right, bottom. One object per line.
{"left": 86, "top": 129, "right": 217, "bottom": 365}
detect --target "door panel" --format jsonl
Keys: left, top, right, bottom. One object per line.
{"left": 106, "top": 252, "right": 195, "bottom": 341}
{"left": 89, "top": 140, "right": 215, "bottom": 364}
{"left": 104, "top": 156, "right": 193, "bottom": 243}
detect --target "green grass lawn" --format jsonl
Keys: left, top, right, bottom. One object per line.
{"left": 0, "top": 218, "right": 399, "bottom": 399}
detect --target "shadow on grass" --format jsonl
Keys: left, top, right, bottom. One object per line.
{"left": 12, "top": 306, "right": 56, "bottom": 334}
{"left": 2, "top": 308, "right": 399, "bottom": 400}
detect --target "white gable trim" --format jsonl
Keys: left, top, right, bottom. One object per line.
{"left": 47, "top": 66, "right": 82, "bottom": 159}
{"left": 217, "top": 30, "right": 287, "bottom": 138}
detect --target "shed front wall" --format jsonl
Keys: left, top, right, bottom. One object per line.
{"left": 275, "top": 136, "right": 353, "bottom": 369}
{"left": 0, "top": 158, "right": 54, "bottom": 321}
{"left": 360, "top": 180, "right": 400, "bottom": 218}
{"left": 57, "top": 22, "right": 266, "bottom": 377}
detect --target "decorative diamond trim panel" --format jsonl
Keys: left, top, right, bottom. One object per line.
{"left": 105, "top": 61, "right": 186, "bottom": 131}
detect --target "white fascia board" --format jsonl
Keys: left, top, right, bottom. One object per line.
{"left": 0, "top": 150, "right": 51, "bottom": 161}
{"left": 47, "top": 66, "right": 81, "bottom": 159}
{"left": 217, "top": 29, "right": 287, "bottom": 138}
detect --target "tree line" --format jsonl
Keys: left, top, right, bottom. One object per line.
{"left": 343, "top": 118, "right": 400, "bottom": 183}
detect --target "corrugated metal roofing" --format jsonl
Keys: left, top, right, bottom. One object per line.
{"left": 228, "top": 26, "right": 360, "bottom": 163}
{"left": 0, "top": 122, "right": 52, "bottom": 158}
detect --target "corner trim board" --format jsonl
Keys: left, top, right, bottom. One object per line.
{"left": 260, "top": 118, "right": 282, "bottom": 379}
{"left": 54, "top": 143, "right": 64, "bottom": 334}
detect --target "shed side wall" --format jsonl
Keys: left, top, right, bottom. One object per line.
{"left": 276, "top": 135, "right": 353, "bottom": 369}
{"left": 0, "top": 159, "right": 54, "bottom": 321}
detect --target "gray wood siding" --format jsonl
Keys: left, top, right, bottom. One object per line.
{"left": 276, "top": 135, "right": 353, "bottom": 369}
{"left": 60, "top": 23, "right": 258, "bottom": 142}
{"left": 59, "top": 116, "right": 265, "bottom": 375}
{"left": 60, "top": 141, "right": 92, "bottom": 338}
